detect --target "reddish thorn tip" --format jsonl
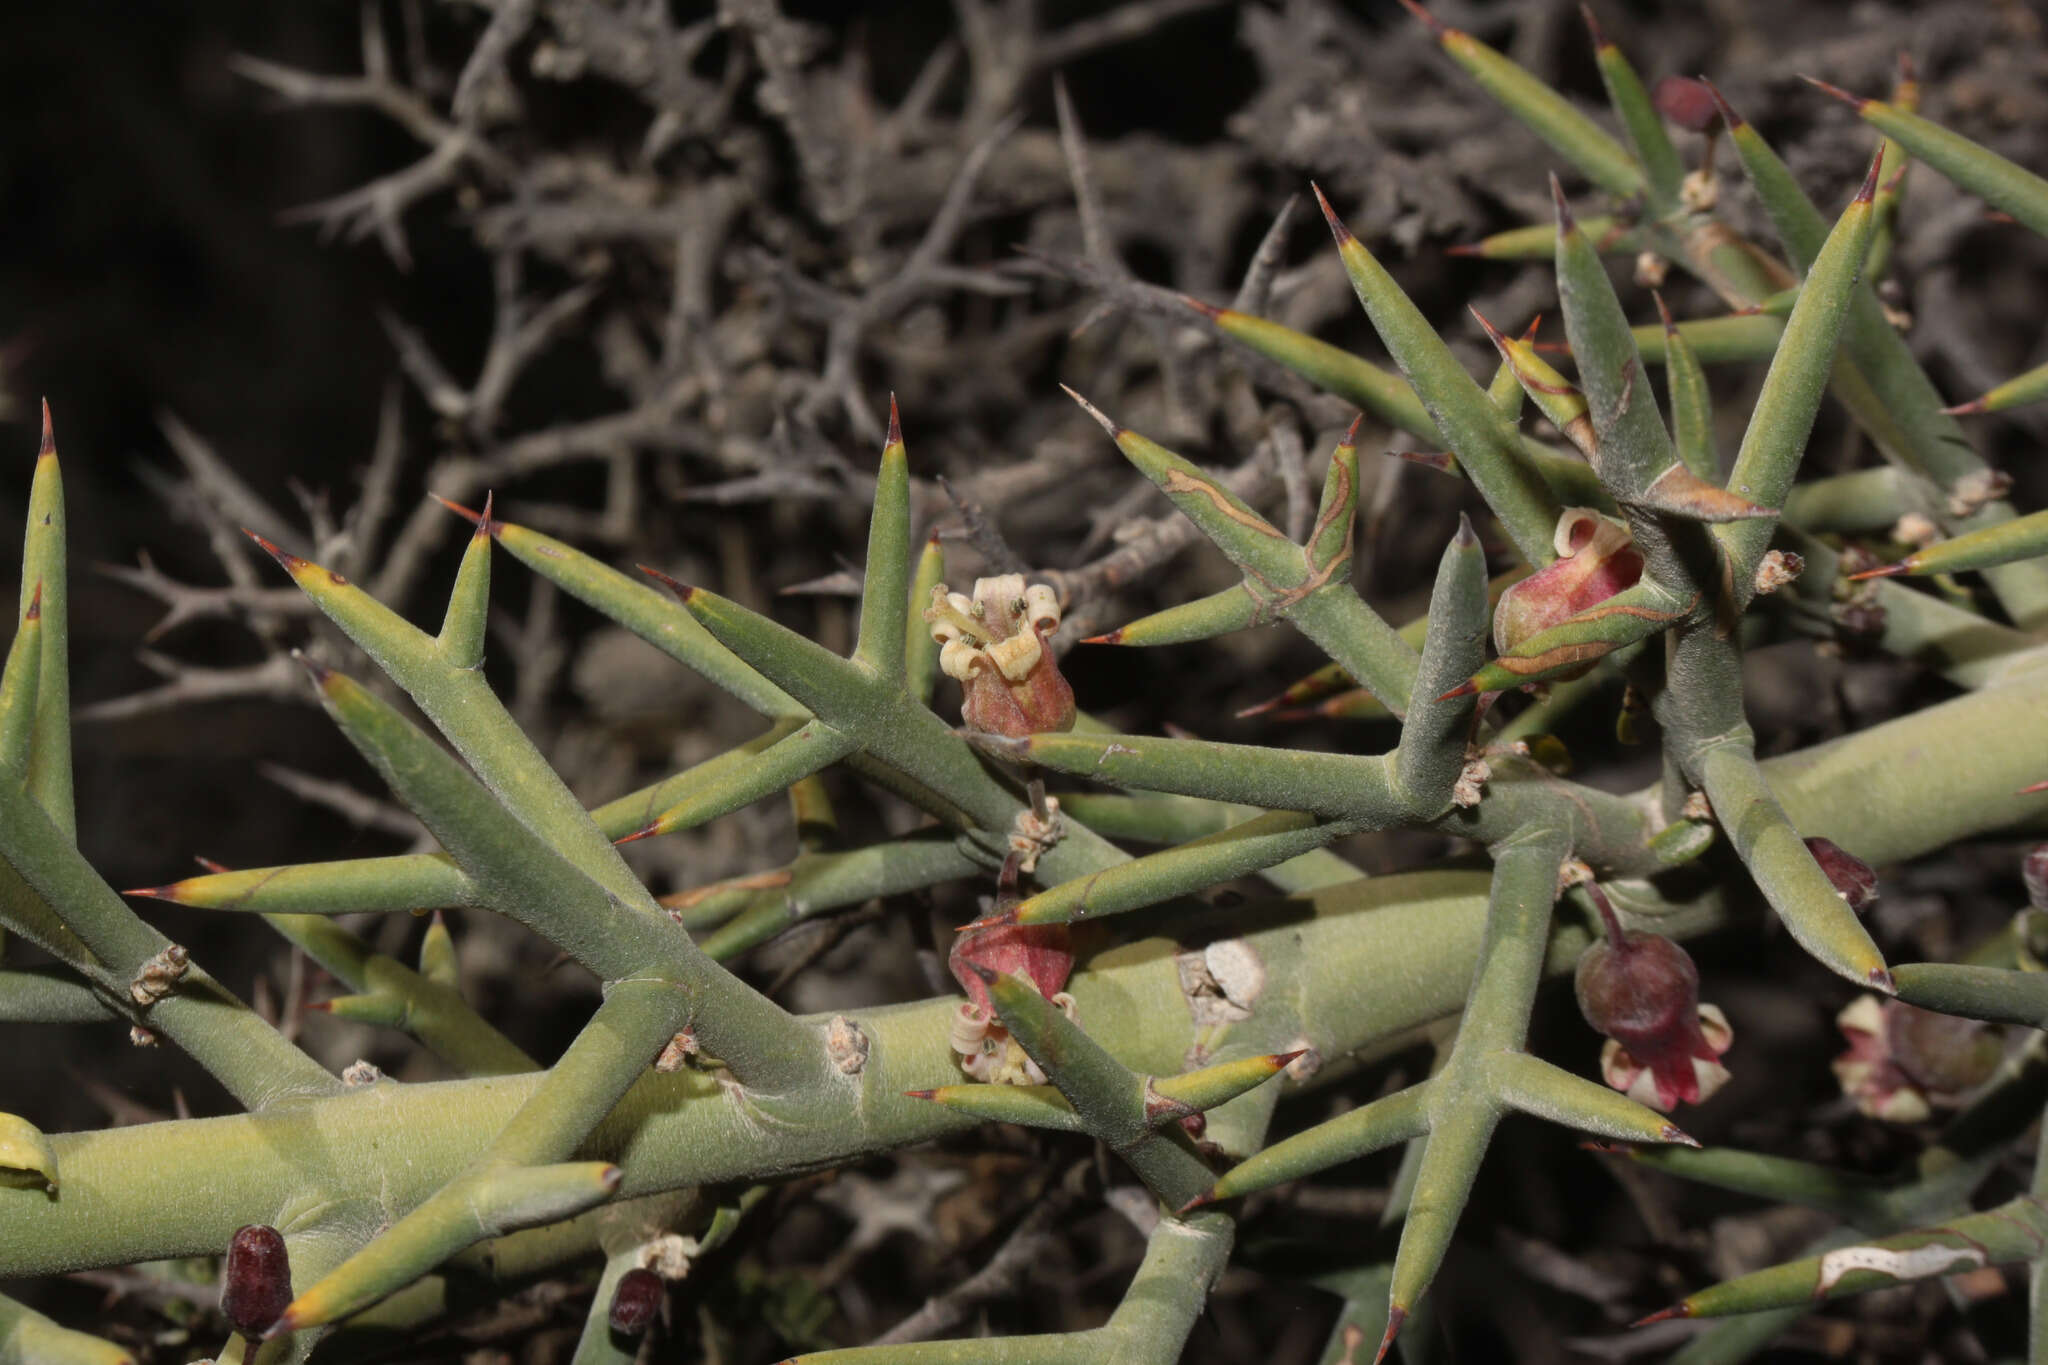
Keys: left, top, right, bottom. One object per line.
{"left": 1341, "top": 413, "right": 1366, "bottom": 446}
{"left": 1178, "top": 292, "right": 1223, "bottom": 319}
{"left": 885, "top": 394, "right": 902, "bottom": 450}
{"left": 429, "top": 493, "right": 484, "bottom": 526}
{"left": 1393, "top": 0, "right": 1446, "bottom": 36}
{"left": 1631, "top": 1304, "right": 1692, "bottom": 1328}
{"left": 1468, "top": 305, "right": 1507, "bottom": 344}
{"left": 1653, "top": 292, "right": 1676, "bottom": 331}
{"left": 242, "top": 529, "right": 301, "bottom": 571}
{"left": 1867, "top": 966, "right": 1897, "bottom": 994}
{"left": 1855, "top": 145, "right": 1885, "bottom": 203}
{"left": 305, "top": 1000, "right": 332, "bottom": 1013}
{"left": 1452, "top": 512, "right": 1479, "bottom": 548}
{"left": 195, "top": 857, "right": 231, "bottom": 874}
{"left": 475, "top": 491, "right": 495, "bottom": 538}
{"left": 1437, "top": 680, "right": 1479, "bottom": 702}
{"left": 37, "top": 399, "right": 54, "bottom": 457}
{"left": 1235, "top": 698, "right": 1282, "bottom": 719}
{"left": 1081, "top": 630, "right": 1125, "bottom": 646}
{"left": 1939, "top": 396, "right": 1988, "bottom": 415}
{"left": 1800, "top": 74, "right": 1868, "bottom": 109}
{"left": 1896, "top": 51, "right": 1917, "bottom": 83}
{"left": 1521, "top": 314, "right": 1543, "bottom": 342}
{"left": 1579, "top": 3, "right": 1608, "bottom": 48}
{"left": 1271, "top": 1049, "right": 1308, "bottom": 1069}
{"left": 1310, "top": 183, "right": 1355, "bottom": 244}
{"left": 2019, "top": 778, "right": 2048, "bottom": 795}
{"left": 636, "top": 565, "right": 695, "bottom": 601}
{"left": 1549, "top": 173, "right": 1575, "bottom": 229}
{"left": 904, "top": 1089, "right": 937, "bottom": 1101}
{"left": 290, "top": 650, "right": 334, "bottom": 686}
{"left": 956, "top": 913, "right": 1015, "bottom": 932}
{"left": 1847, "top": 561, "right": 1908, "bottom": 581}
{"left": 615, "top": 824, "right": 660, "bottom": 846}
{"left": 1698, "top": 76, "right": 1744, "bottom": 129}
{"left": 1661, "top": 1124, "right": 1702, "bottom": 1148}
{"left": 121, "top": 885, "right": 173, "bottom": 900}
{"left": 1178, "top": 1191, "right": 1218, "bottom": 1213}
{"left": 1372, "top": 1306, "right": 1408, "bottom": 1365}
{"left": 1443, "top": 242, "right": 1484, "bottom": 257}
{"left": 24, "top": 582, "right": 42, "bottom": 622}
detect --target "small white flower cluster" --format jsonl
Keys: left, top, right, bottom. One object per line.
{"left": 949, "top": 993, "right": 1078, "bottom": 1085}
{"left": 929, "top": 575, "right": 1061, "bottom": 684}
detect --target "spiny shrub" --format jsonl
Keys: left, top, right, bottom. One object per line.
{"left": 6, "top": 4, "right": 2048, "bottom": 1363}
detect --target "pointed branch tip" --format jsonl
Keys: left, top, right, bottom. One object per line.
{"left": 1437, "top": 680, "right": 1479, "bottom": 702}
{"left": 429, "top": 493, "right": 484, "bottom": 525}
{"left": 37, "top": 399, "right": 54, "bottom": 457}
{"left": 1653, "top": 292, "right": 1676, "bottom": 332}
{"left": 904, "top": 1089, "right": 936, "bottom": 1101}
{"left": 1800, "top": 74, "right": 1867, "bottom": 109}
{"left": 1340, "top": 413, "right": 1365, "bottom": 446}
{"left": 1059, "top": 384, "right": 1122, "bottom": 438}
{"left": 1549, "top": 173, "right": 1575, "bottom": 230}
{"left": 1452, "top": 513, "right": 1479, "bottom": 547}
{"left": 1660, "top": 1123, "right": 1701, "bottom": 1148}
{"left": 1080, "top": 630, "right": 1124, "bottom": 646}
{"left": 1177, "top": 292, "right": 1223, "bottom": 320}
{"left": 1855, "top": 145, "right": 1885, "bottom": 203}
{"left": 1310, "top": 182, "right": 1355, "bottom": 244}
{"left": 1631, "top": 1303, "right": 1691, "bottom": 1328}
{"left": 241, "top": 529, "right": 303, "bottom": 572}
{"left": 1372, "top": 1306, "right": 1407, "bottom": 1365}
{"left": 1393, "top": 0, "right": 1446, "bottom": 37}
{"left": 885, "top": 393, "right": 902, "bottom": 451}
{"left": 636, "top": 565, "right": 695, "bottom": 602}
{"left": 1698, "top": 76, "right": 1744, "bottom": 130}
{"left": 1847, "top": 561, "right": 1908, "bottom": 581}
{"left": 614, "top": 823, "right": 660, "bottom": 846}
{"left": 1578, "top": 3, "right": 1608, "bottom": 48}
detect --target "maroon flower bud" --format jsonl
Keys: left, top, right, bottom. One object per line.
{"left": 1805, "top": 837, "right": 1879, "bottom": 914}
{"left": 1179, "top": 1111, "right": 1207, "bottom": 1139}
{"left": 1493, "top": 510, "right": 1644, "bottom": 682}
{"left": 1834, "top": 997, "right": 2002, "bottom": 1122}
{"left": 609, "top": 1267, "right": 664, "bottom": 1333}
{"left": 222, "top": 1224, "right": 292, "bottom": 1338}
{"left": 2024, "top": 843, "right": 2048, "bottom": 912}
{"left": 1653, "top": 76, "right": 1724, "bottom": 134}
{"left": 1574, "top": 886, "right": 1731, "bottom": 1112}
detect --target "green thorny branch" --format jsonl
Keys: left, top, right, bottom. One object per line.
{"left": 5, "top": 7, "right": 2048, "bottom": 1363}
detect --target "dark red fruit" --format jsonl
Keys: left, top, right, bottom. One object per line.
{"left": 609, "top": 1267, "right": 663, "bottom": 1333}
{"left": 222, "top": 1224, "right": 292, "bottom": 1337}
{"left": 1653, "top": 76, "right": 1724, "bottom": 133}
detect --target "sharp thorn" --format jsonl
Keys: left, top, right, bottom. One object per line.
{"left": 1177, "top": 291, "right": 1223, "bottom": 320}
{"left": 1452, "top": 512, "right": 1479, "bottom": 547}
{"left": 122, "top": 884, "right": 174, "bottom": 900}
{"left": 1443, "top": 242, "right": 1484, "bottom": 257}
{"left": 1437, "top": 680, "right": 1479, "bottom": 702}
{"left": 1579, "top": 3, "right": 1608, "bottom": 49}
{"left": 1392, "top": 0, "right": 1446, "bottom": 37}
{"left": 1631, "top": 1303, "right": 1692, "bottom": 1328}
{"left": 242, "top": 529, "right": 302, "bottom": 572}
{"left": 430, "top": 492, "right": 483, "bottom": 526}
{"left": 1847, "top": 561, "right": 1909, "bottom": 581}
{"left": 289, "top": 648, "right": 332, "bottom": 686}
{"left": 1177, "top": 1190, "right": 1218, "bottom": 1213}
{"left": 37, "top": 399, "right": 54, "bottom": 458}
{"left": 1660, "top": 1123, "right": 1702, "bottom": 1148}
{"left": 1549, "top": 172, "right": 1575, "bottom": 230}
{"left": 1653, "top": 291, "right": 1676, "bottom": 332}
{"left": 885, "top": 393, "right": 902, "bottom": 450}
{"left": 1081, "top": 629, "right": 1125, "bottom": 645}
{"left": 1866, "top": 966, "right": 1897, "bottom": 995}
{"left": 1310, "top": 182, "right": 1355, "bottom": 244}
{"left": 903, "top": 1089, "right": 937, "bottom": 1100}
{"left": 1372, "top": 1305, "right": 1408, "bottom": 1365}
{"left": 637, "top": 565, "right": 695, "bottom": 602}
{"left": 1801, "top": 73, "right": 1868, "bottom": 110}
{"left": 1855, "top": 144, "right": 1885, "bottom": 203}
{"left": 1698, "top": 76, "right": 1745, "bottom": 130}
{"left": 1340, "top": 413, "right": 1365, "bottom": 447}
{"left": 615, "top": 823, "right": 660, "bottom": 846}
{"left": 1059, "top": 383, "right": 1121, "bottom": 438}
{"left": 1940, "top": 398, "right": 1987, "bottom": 416}
{"left": 2019, "top": 778, "right": 2048, "bottom": 795}
{"left": 195, "top": 857, "right": 231, "bottom": 874}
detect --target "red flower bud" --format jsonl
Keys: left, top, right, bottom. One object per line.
{"left": 1653, "top": 76, "right": 1724, "bottom": 134}
{"left": 949, "top": 922, "right": 1073, "bottom": 1017}
{"left": 222, "top": 1224, "right": 292, "bottom": 1338}
{"left": 1805, "top": 837, "right": 1878, "bottom": 913}
{"left": 1574, "top": 886, "right": 1731, "bottom": 1111}
{"left": 609, "top": 1267, "right": 664, "bottom": 1333}
{"left": 1493, "top": 510, "right": 1643, "bottom": 681}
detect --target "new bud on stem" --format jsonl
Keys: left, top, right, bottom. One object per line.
{"left": 1805, "top": 837, "right": 1878, "bottom": 913}
{"left": 223, "top": 1224, "right": 292, "bottom": 1337}
{"left": 1575, "top": 884, "right": 1733, "bottom": 1111}
{"left": 925, "top": 575, "right": 1076, "bottom": 738}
